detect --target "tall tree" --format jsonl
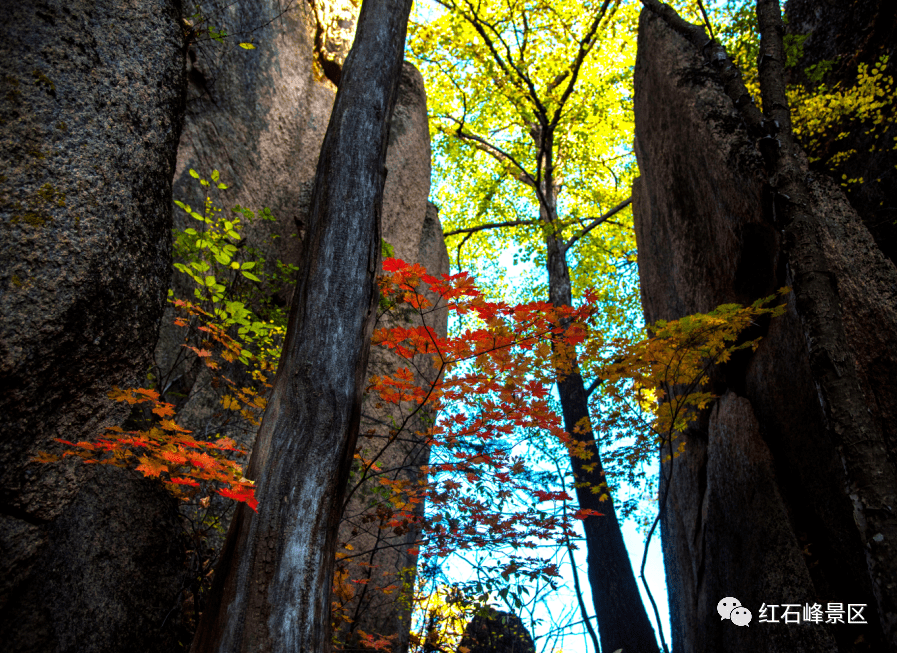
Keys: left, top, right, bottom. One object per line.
{"left": 408, "top": 1, "right": 660, "bottom": 651}
{"left": 189, "top": 0, "right": 414, "bottom": 650}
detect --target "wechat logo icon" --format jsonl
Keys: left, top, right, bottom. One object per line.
{"left": 718, "top": 597, "right": 752, "bottom": 627}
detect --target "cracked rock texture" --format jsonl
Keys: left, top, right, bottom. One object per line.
{"left": 633, "top": 7, "right": 894, "bottom": 652}
{"left": 0, "top": 0, "right": 187, "bottom": 651}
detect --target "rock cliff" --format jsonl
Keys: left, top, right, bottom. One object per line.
{"left": 0, "top": 1, "right": 187, "bottom": 650}
{"left": 634, "top": 6, "right": 896, "bottom": 652}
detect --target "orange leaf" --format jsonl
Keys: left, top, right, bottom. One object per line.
{"left": 153, "top": 402, "right": 177, "bottom": 418}
{"left": 160, "top": 418, "right": 191, "bottom": 433}
{"left": 571, "top": 508, "right": 604, "bottom": 520}
{"left": 160, "top": 450, "right": 189, "bottom": 465}
{"left": 169, "top": 476, "right": 200, "bottom": 487}
{"left": 135, "top": 457, "right": 168, "bottom": 478}
{"left": 218, "top": 485, "right": 258, "bottom": 511}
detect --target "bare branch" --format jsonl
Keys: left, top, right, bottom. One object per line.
{"left": 695, "top": 0, "right": 715, "bottom": 41}
{"left": 563, "top": 196, "right": 632, "bottom": 252}
{"left": 439, "top": 115, "right": 556, "bottom": 211}
{"left": 444, "top": 218, "right": 539, "bottom": 238}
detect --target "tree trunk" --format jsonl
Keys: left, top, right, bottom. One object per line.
{"left": 189, "top": 0, "right": 413, "bottom": 650}
{"left": 0, "top": 1, "right": 187, "bottom": 650}
{"left": 542, "top": 181, "right": 659, "bottom": 652}
{"left": 334, "top": 65, "right": 450, "bottom": 653}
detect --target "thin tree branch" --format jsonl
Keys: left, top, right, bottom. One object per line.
{"left": 549, "top": 0, "right": 613, "bottom": 132}
{"left": 440, "top": 117, "right": 540, "bottom": 188}
{"left": 585, "top": 376, "right": 602, "bottom": 398}
{"left": 443, "top": 218, "right": 540, "bottom": 238}
{"left": 695, "top": 0, "right": 715, "bottom": 42}
{"left": 557, "top": 460, "right": 603, "bottom": 653}
{"left": 455, "top": 231, "right": 474, "bottom": 272}
{"left": 437, "top": 0, "right": 552, "bottom": 192}
{"left": 563, "top": 196, "right": 632, "bottom": 252}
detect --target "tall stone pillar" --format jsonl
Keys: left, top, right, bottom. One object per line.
{"left": 0, "top": 1, "right": 187, "bottom": 650}
{"left": 633, "top": 7, "right": 896, "bottom": 652}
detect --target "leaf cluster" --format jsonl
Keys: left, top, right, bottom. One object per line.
{"left": 350, "top": 259, "right": 788, "bottom": 650}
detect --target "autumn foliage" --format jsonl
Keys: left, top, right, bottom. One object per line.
{"left": 37, "top": 241, "right": 787, "bottom": 649}
{"left": 34, "top": 297, "right": 270, "bottom": 511}
{"left": 337, "top": 259, "right": 787, "bottom": 650}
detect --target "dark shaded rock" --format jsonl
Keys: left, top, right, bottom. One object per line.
{"left": 784, "top": 0, "right": 897, "bottom": 265}
{"left": 634, "top": 7, "right": 892, "bottom": 652}
{"left": 0, "top": 0, "right": 187, "bottom": 650}
{"left": 0, "top": 467, "right": 186, "bottom": 653}
{"left": 784, "top": 0, "right": 896, "bottom": 85}
{"left": 458, "top": 607, "right": 535, "bottom": 653}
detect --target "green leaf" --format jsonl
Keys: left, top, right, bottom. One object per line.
{"left": 191, "top": 261, "right": 210, "bottom": 272}
{"left": 240, "top": 262, "right": 256, "bottom": 270}
{"left": 217, "top": 183, "right": 229, "bottom": 189}
{"left": 189, "top": 169, "right": 200, "bottom": 179}
{"left": 174, "top": 200, "right": 188, "bottom": 211}
{"left": 241, "top": 271, "right": 261, "bottom": 282}
{"left": 211, "top": 170, "right": 220, "bottom": 182}
{"left": 239, "top": 42, "right": 256, "bottom": 50}
{"left": 204, "top": 275, "right": 217, "bottom": 287}
{"left": 200, "top": 179, "right": 210, "bottom": 187}
{"left": 214, "top": 252, "right": 232, "bottom": 266}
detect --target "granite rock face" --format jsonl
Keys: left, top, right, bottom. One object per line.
{"left": 156, "top": 0, "right": 359, "bottom": 436}
{"left": 174, "top": 0, "right": 347, "bottom": 273}
{"left": 634, "top": 7, "right": 893, "bottom": 652}
{"left": 0, "top": 0, "right": 187, "bottom": 650}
